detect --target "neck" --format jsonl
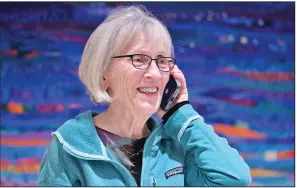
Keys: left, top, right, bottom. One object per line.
{"left": 94, "top": 102, "right": 151, "bottom": 139}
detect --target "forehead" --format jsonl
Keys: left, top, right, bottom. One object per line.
{"left": 127, "top": 33, "right": 168, "bottom": 55}
{"left": 122, "top": 33, "right": 171, "bottom": 57}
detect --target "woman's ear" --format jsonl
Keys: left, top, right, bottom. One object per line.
{"left": 102, "top": 69, "right": 113, "bottom": 97}
{"left": 103, "top": 77, "right": 108, "bottom": 90}
{"left": 102, "top": 71, "right": 109, "bottom": 90}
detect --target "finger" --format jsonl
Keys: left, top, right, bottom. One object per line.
{"left": 170, "top": 65, "right": 182, "bottom": 76}
{"left": 171, "top": 69, "right": 186, "bottom": 86}
{"left": 170, "top": 65, "right": 181, "bottom": 73}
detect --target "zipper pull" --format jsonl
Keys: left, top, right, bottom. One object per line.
{"left": 152, "top": 177, "right": 156, "bottom": 187}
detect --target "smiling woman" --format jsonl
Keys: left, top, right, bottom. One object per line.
{"left": 78, "top": 5, "right": 174, "bottom": 105}
{"left": 37, "top": 5, "right": 251, "bottom": 186}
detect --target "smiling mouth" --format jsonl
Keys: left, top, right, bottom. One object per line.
{"left": 137, "top": 87, "right": 159, "bottom": 94}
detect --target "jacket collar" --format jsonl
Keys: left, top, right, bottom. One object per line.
{"left": 52, "top": 110, "right": 161, "bottom": 160}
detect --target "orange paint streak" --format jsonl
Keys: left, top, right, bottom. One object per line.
{"left": 16, "top": 158, "right": 41, "bottom": 165}
{"left": 1, "top": 158, "right": 41, "bottom": 172}
{"left": 250, "top": 168, "right": 283, "bottom": 177}
{"left": 1, "top": 139, "right": 50, "bottom": 146}
{"left": 277, "top": 149, "right": 294, "bottom": 159}
{"left": 213, "top": 124, "right": 267, "bottom": 139}
{"left": 0, "top": 163, "right": 40, "bottom": 173}
{"left": 7, "top": 102, "right": 24, "bottom": 114}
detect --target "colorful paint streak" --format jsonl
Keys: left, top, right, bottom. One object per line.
{"left": 213, "top": 124, "right": 267, "bottom": 139}
{"left": 218, "top": 67, "right": 294, "bottom": 81}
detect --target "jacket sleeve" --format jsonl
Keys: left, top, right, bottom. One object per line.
{"left": 37, "top": 136, "right": 73, "bottom": 186}
{"left": 163, "top": 104, "right": 252, "bottom": 186}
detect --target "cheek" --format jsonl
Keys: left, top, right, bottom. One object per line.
{"left": 162, "top": 74, "right": 170, "bottom": 88}
{"left": 108, "top": 64, "right": 130, "bottom": 91}
{"left": 112, "top": 69, "right": 140, "bottom": 94}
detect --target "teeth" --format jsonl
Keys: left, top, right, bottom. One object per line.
{"left": 138, "top": 87, "right": 158, "bottom": 94}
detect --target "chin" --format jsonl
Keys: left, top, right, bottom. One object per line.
{"left": 138, "top": 102, "right": 159, "bottom": 114}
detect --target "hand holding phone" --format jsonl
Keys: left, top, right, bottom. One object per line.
{"left": 160, "top": 75, "right": 181, "bottom": 111}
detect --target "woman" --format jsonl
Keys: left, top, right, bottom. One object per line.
{"left": 38, "top": 5, "right": 251, "bottom": 186}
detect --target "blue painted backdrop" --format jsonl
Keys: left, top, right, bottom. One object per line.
{"left": 0, "top": 2, "right": 294, "bottom": 186}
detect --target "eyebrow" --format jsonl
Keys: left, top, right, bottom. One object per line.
{"left": 134, "top": 50, "right": 168, "bottom": 57}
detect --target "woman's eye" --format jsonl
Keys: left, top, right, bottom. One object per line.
{"left": 159, "top": 59, "right": 167, "bottom": 64}
{"left": 134, "top": 58, "right": 142, "bottom": 62}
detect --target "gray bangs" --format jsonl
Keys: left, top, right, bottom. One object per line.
{"left": 112, "top": 18, "right": 174, "bottom": 57}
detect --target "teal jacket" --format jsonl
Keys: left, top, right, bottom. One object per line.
{"left": 37, "top": 104, "right": 251, "bottom": 186}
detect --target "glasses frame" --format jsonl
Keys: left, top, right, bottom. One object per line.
{"left": 112, "top": 54, "right": 176, "bottom": 72}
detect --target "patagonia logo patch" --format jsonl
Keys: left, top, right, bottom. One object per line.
{"left": 165, "top": 166, "right": 184, "bottom": 179}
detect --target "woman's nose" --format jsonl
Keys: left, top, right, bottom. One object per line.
{"left": 144, "top": 60, "right": 161, "bottom": 78}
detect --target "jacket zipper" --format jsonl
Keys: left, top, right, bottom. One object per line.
{"left": 152, "top": 177, "right": 156, "bottom": 187}
{"left": 141, "top": 125, "right": 162, "bottom": 186}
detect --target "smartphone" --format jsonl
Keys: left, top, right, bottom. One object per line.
{"left": 160, "top": 75, "right": 181, "bottom": 111}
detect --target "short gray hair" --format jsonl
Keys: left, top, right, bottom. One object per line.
{"left": 78, "top": 5, "right": 175, "bottom": 104}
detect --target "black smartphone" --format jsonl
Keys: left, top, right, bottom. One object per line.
{"left": 160, "top": 75, "right": 181, "bottom": 111}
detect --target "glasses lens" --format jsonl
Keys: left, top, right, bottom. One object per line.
{"left": 132, "top": 55, "right": 150, "bottom": 69}
{"left": 157, "top": 57, "right": 175, "bottom": 71}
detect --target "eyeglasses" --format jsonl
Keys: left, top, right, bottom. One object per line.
{"left": 112, "top": 54, "right": 176, "bottom": 72}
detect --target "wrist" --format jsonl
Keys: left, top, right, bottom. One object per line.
{"left": 162, "top": 101, "right": 190, "bottom": 123}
